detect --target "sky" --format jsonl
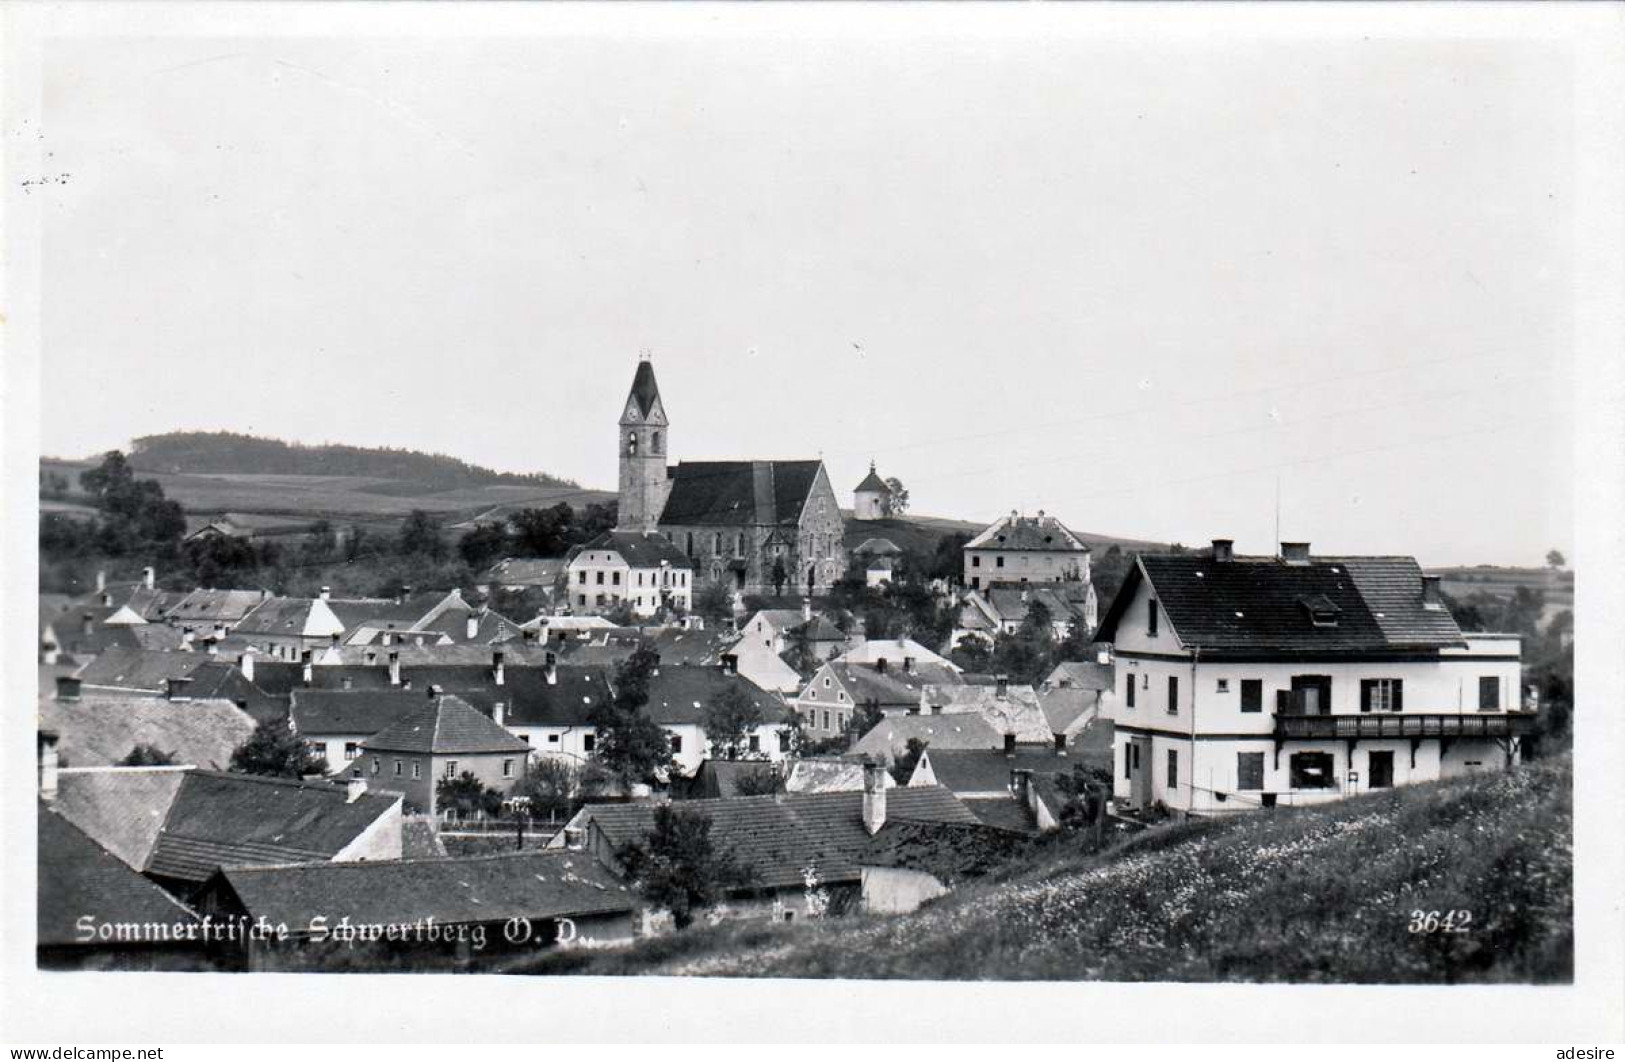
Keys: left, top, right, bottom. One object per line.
{"left": 34, "top": 12, "right": 1575, "bottom": 567}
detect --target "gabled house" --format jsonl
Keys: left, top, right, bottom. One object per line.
{"left": 40, "top": 686, "right": 256, "bottom": 770}
{"left": 234, "top": 595, "right": 349, "bottom": 657}
{"left": 846, "top": 713, "right": 1004, "bottom": 766}
{"left": 163, "top": 588, "right": 271, "bottom": 637}
{"left": 564, "top": 530, "right": 694, "bottom": 618}
{"left": 917, "top": 679, "right": 1053, "bottom": 744}
{"left": 907, "top": 746, "right": 1074, "bottom": 833}
{"left": 1093, "top": 538, "right": 1533, "bottom": 815}
{"left": 794, "top": 658, "right": 964, "bottom": 742}
{"left": 360, "top": 694, "right": 532, "bottom": 814}
{"left": 954, "top": 582, "right": 1098, "bottom": 646}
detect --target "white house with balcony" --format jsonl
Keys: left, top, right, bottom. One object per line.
{"left": 1093, "top": 539, "right": 1533, "bottom": 816}
{"left": 564, "top": 530, "right": 693, "bottom": 618}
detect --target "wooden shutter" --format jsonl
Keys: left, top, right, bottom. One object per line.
{"left": 1391, "top": 680, "right": 1404, "bottom": 713}
{"left": 1360, "top": 679, "right": 1375, "bottom": 713}
{"left": 1276, "top": 689, "right": 1291, "bottom": 714}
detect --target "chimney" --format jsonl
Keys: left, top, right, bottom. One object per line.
{"left": 344, "top": 776, "right": 367, "bottom": 803}
{"left": 427, "top": 684, "right": 443, "bottom": 699}
{"left": 206, "top": 641, "right": 218, "bottom": 658}
{"left": 142, "top": 566, "right": 156, "bottom": 590}
{"left": 467, "top": 613, "right": 481, "bottom": 641}
{"left": 1422, "top": 575, "right": 1444, "bottom": 610}
{"left": 1004, "top": 733, "right": 1017, "bottom": 758}
{"left": 720, "top": 653, "right": 738, "bottom": 676}
{"left": 56, "top": 675, "right": 82, "bottom": 702}
{"left": 384, "top": 623, "right": 395, "bottom": 647}
{"left": 545, "top": 653, "right": 557, "bottom": 685}
{"left": 38, "top": 730, "right": 60, "bottom": 803}
{"left": 1096, "top": 648, "right": 1111, "bottom": 666}
{"left": 493, "top": 649, "right": 506, "bottom": 686}
{"left": 1054, "top": 732, "right": 1067, "bottom": 756}
{"left": 1281, "top": 542, "right": 1311, "bottom": 565}
{"left": 995, "top": 674, "right": 1009, "bottom": 698}
{"left": 301, "top": 649, "right": 313, "bottom": 686}
{"left": 238, "top": 652, "right": 255, "bottom": 683}
{"left": 181, "top": 628, "right": 195, "bottom": 651}
{"left": 81, "top": 612, "right": 94, "bottom": 636}
{"left": 388, "top": 651, "right": 401, "bottom": 686}
{"left": 862, "top": 757, "right": 888, "bottom": 836}
{"left": 94, "top": 570, "right": 106, "bottom": 593}
{"left": 330, "top": 632, "right": 341, "bottom": 647}
{"left": 875, "top": 657, "right": 888, "bottom": 674}
{"left": 903, "top": 656, "right": 915, "bottom": 675}
{"left": 522, "top": 627, "right": 538, "bottom": 644}
{"left": 213, "top": 622, "right": 227, "bottom": 642}
{"left": 166, "top": 676, "right": 193, "bottom": 701}
{"left": 100, "top": 591, "right": 113, "bottom": 608}
{"left": 1211, "top": 538, "right": 1234, "bottom": 563}
{"left": 342, "top": 676, "right": 353, "bottom": 690}
{"left": 802, "top": 598, "right": 812, "bottom": 623}
{"left": 650, "top": 652, "right": 661, "bottom": 677}
{"left": 493, "top": 700, "right": 506, "bottom": 727}
{"left": 398, "top": 585, "right": 413, "bottom": 605}
{"left": 319, "top": 586, "right": 331, "bottom": 601}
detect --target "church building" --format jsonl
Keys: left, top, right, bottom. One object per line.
{"left": 615, "top": 360, "right": 847, "bottom": 596}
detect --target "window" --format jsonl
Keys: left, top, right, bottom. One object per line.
{"left": 996, "top": 556, "right": 1005, "bottom": 568}
{"left": 413, "top": 762, "right": 422, "bottom": 779}
{"left": 1478, "top": 676, "right": 1501, "bottom": 711}
{"left": 736, "top": 534, "right": 745, "bottom": 557}
{"left": 1288, "top": 752, "right": 1335, "bottom": 789}
{"left": 1360, "top": 678, "right": 1404, "bottom": 713}
{"left": 778, "top": 731, "right": 791, "bottom": 753}
{"left": 612, "top": 571, "right": 621, "bottom": 586}
{"left": 444, "top": 760, "right": 459, "bottom": 779}
{"left": 596, "top": 571, "right": 605, "bottom": 585}
{"left": 578, "top": 594, "right": 586, "bottom": 607}
{"left": 1147, "top": 597, "right": 1159, "bottom": 637}
{"left": 1125, "top": 676, "right": 1136, "bottom": 709}
{"left": 343, "top": 742, "right": 359, "bottom": 761}
{"left": 972, "top": 556, "right": 981, "bottom": 568}
{"left": 749, "top": 734, "right": 761, "bottom": 753}
{"left": 823, "top": 677, "right": 831, "bottom": 687}
{"left": 1124, "top": 744, "right": 1133, "bottom": 779}
{"left": 1237, "top": 752, "right": 1265, "bottom": 791}
{"left": 1167, "top": 748, "right": 1179, "bottom": 789}
{"left": 1216, "top": 679, "right": 1230, "bottom": 693}
{"left": 627, "top": 432, "right": 638, "bottom": 455}
{"left": 670, "top": 734, "right": 683, "bottom": 753}
{"left": 686, "top": 532, "right": 695, "bottom": 556}
{"left": 807, "top": 688, "right": 816, "bottom": 700}
{"left": 651, "top": 430, "right": 661, "bottom": 454}
{"left": 1167, "top": 675, "right": 1179, "bottom": 715}
{"left": 1240, "top": 679, "right": 1263, "bottom": 713}
{"left": 371, "top": 757, "right": 380, "bottom": 776}
{"left": 394, "top": 760, "right": 403, "bottom": 777}
{"left": 714, "top": 533, "right": 723, "bottom": 554}
{"left": 548, "top": 733, "right": 559, "bottom": 743}
{"left": 970, "top": 576, "right": 980, "bottom": 590}
{"left": 583, "top": 734, "right": 596, "bottom": 753}
{"left": 578, "top": 571, "right": 588, "bottom": 585}
{"left": 837, "top": 691, "right": 847, "bottom": 703}
{"left": 1368, "top": 750, "right": 1395, "bottom": 789}
{"left": 503, "top": 759, "right": 515, "bottom": 778}
{"left": 823, "top": 711, "right": 831, "bottom": 731}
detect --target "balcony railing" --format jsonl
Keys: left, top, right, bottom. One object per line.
{"left": 1273, "top": 712, "right": 1538, "bottom": 741}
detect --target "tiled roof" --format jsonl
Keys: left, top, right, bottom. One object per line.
{"left": 415, "top": 607, "right": 523, "bottom": 645}
{"left": 38, "top": 804, "right": 198, "bottom": 947}
{"left": 361, "top": 695, "right": 531, "bottom": 756}
{"left": 642, "top": 628, "right": 737, "bottom": 666}
{"left": 854, "top": 466, "right": 890, "bottom": 494}
{"left": 836, "top": 639, "right": 955, "bottom": 669}
{"left": 146, "top": 771, "right": 401, "bottom": 883}
{"left": 659, "top": 460, "right": 824, "bottom": 528}
{"left": 485, "top": 557, "right": 570, "bottom": 587}
{"left": 290, "top": 689, "right": 427, "bottom": 737}
{"left": 1037, "top": 686, "right": 1096, "bottom": 737}
{"left": 785, "top": 757, "right": 894, "bottom": 794}
{"left": 643, "top": 666, "right": 790, "bottom": 726}
{"left": 164, "top": 588, "right": 267, "bottom": 624}
{"left": 859, "top": 818, "right": 1028, "bottom": 881}
{"left": 575, "top": 530, "right": 692, "bottom": 569}
{"left": 1043, "top": 660, "right": 1115, "bottom": 693}
{"left": 75, "top": 649, "right": 236, "bottom": 693}
{"left": 49, "top": 622, "right": 183, "bottom": 660}
{"left": 41, "top": 694, "right": 255, "bottom": 770}
{"left": 236, "top": 597, "right": 338, "bottom": 637}
{"left": 52, "top": 767, "right": 191, "bottom": 870}
{"left": 1096, "top": 553, "right": 1466, "bottom": 655}
{"left": 821, "top": 661, "right": 963, "bottom": 709}
{"left": 915, "top": 748, "right": 1070, "bottom": 794}
{"left": 984, "top": 584, "right": 1093, "bottom": 623}
{"left": 855, "top": 537, "right": 902, "bottom": 557}
{"left": 963, "top": 797, "right": 1038, "bottom": 834}
{"left": 849, "top": 714, "right": 1002, "bottom": 764}
{"left": 581, "top": 786, "right": 977, "bottom": 889}
{"left": 401, "top": 820, "right": 448, "bottom": 859}
{"left": 966, "top": 513, "right": 1091, "bottom": 554}
{"left": 683, "top": 760, "right": 781, "bottom": 800}
{"left": 212, "top": 849, "right": 633, "bottom": 931}
{"left": 918, "top": 683, "right": 1052, "bottom": 743}
{"left": 330, "top": 591, "right": 462, "bottom": 631}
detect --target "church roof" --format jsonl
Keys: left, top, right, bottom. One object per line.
{"left": 855, "top": 465, "right": 890, "bottom": 494}
{"left": 659, "top": 460, "right": 824, "bottom": 528}
{"left": 626, "top": 360, "right": 662, "bottom": 418}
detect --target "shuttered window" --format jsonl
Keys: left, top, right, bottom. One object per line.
{"left": 1167, "top": 675, "right": 1179, "bottom": 715}
{"left": 1360, "top": 679, "right": 1404, "bottom": 713}
{"left": 1237, "top": 752, "right": 1265, "bottom": 791}
{"left": 1125, "top": 676, "right": 1136, "bottom": 709}
{"left": 1478, "top": 676, "right": 1501, "bottom": 711}
{"left": 1240, "top": 679, "right": 1263, "bottom": 713}
{"left": 1167, "top": 748, "right": 1178, "bottom": 789}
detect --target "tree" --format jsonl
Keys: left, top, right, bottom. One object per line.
{"left": 615, "top": 805, "right": 754, "bottom": 929}
{"left": 890, "top": 737, "right": 928, "bottom": 784}
{"left": 591, "top": 645, "right": 676, "bottom": 787}
{"left": 1055, "top": 763, "right": 1115, "bottom": 848}
{"left": 118, "top": 743, "right": 175, "bottom": 767}
{"left": 949, "top": 632, "right": 993, "bottom": 673}
{"left": 398, "top": 509, "right": 448, "bottom": 561}
{"left": 510, "top": 503, "right": 575, "bottom": 556}
{"left": 1546, "top": 549, "right": 1566, "bottom": 571}
{"left": 436, "top": 771, "right": 504, "bottom": 817}
{"left": 458, "top": 521, "right": 512, "bottom": 569}
{"left": 703, "top": 685, "right": 765, "bottom": 761}
{"left": 881, "top": 477, "right": 910, "bottom": 517}
{"left": 780, "top": 620, "right": 819, "bottom": 675}
{"left": 770, "top": 556, "right": 788, "bottom": 597}
{"left": 732, "top": 765, "right": 785, "bottom": 796}
{"left": 229, "top": 718, "right": 327, "bottom": 778}
{"left": 694, "top": 579, "right": 734, "bottom": 625}
{"left": 510, "top": 758, "right": 578, "bottom": 821}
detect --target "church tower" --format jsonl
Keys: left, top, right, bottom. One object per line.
{"left": 616, "top": 359, "right": 670, "bottom": 532}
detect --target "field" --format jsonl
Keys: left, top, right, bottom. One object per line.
{"left": 41, "top": 458, "right": 615, "bottom": 534}
{"left": 1430, "top": 565, "right": 1574, "bottom": 628}
{"left": 512, "top": 755, "right": 1572, "bottom": 983}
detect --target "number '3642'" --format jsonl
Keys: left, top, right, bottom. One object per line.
{"left": 1409, "top": 909, "right": 1472, "bottom": 934}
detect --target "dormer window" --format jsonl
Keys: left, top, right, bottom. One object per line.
{"left": 1299, "top": 595, "right": 1341, "bottom": 628}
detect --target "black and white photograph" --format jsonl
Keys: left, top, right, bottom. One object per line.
{"left": 2, "top": 0, "right": 1622, "bottom": 1047}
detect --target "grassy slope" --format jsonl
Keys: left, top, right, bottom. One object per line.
{"left": 515, "top": 756, "right": 1571, "bottom": 983}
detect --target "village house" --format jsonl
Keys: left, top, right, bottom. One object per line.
{"left": 963, "top": 509, "right": 1094, "bottom": 594}
{"left": 564, "top": 529, "right": 694, "bottom": 617}
{"left": 907, "top": 746, "right": 1075, "bottom": 833}
{"left": 1093, "top": 539, "right": 1534, "bottom": 815}
{"left": 163, "top": 587, "right": 271, "bottom": 637}
{"left": 555, "top": 765, "right": 987, "bottom": 919}
{"left": 41, "top": 681, "right": 256, "bottom": 770}
{"left": 195, "top": 849, "right": 638, "bottom": 971}
{"left": 234, "top": 593, "right": 349, "bottom": 657}
{"left": 953, "top": 582, "right": 1098, "bottom": 647}
{"left": 614, "top": 359, "right": 847, "bottom": 596}
{"left": 794, "top": 656, "right": 964, "bottom": 741}
{"left": 739, "top": 602, "right": 850, "bottom": 658}
{"left": 360, "top": 694, "right": 532, "bottom": 814}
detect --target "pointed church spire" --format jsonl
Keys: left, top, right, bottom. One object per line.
{"left": 626, "top": 359, "right": 662, "bottom": 421}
